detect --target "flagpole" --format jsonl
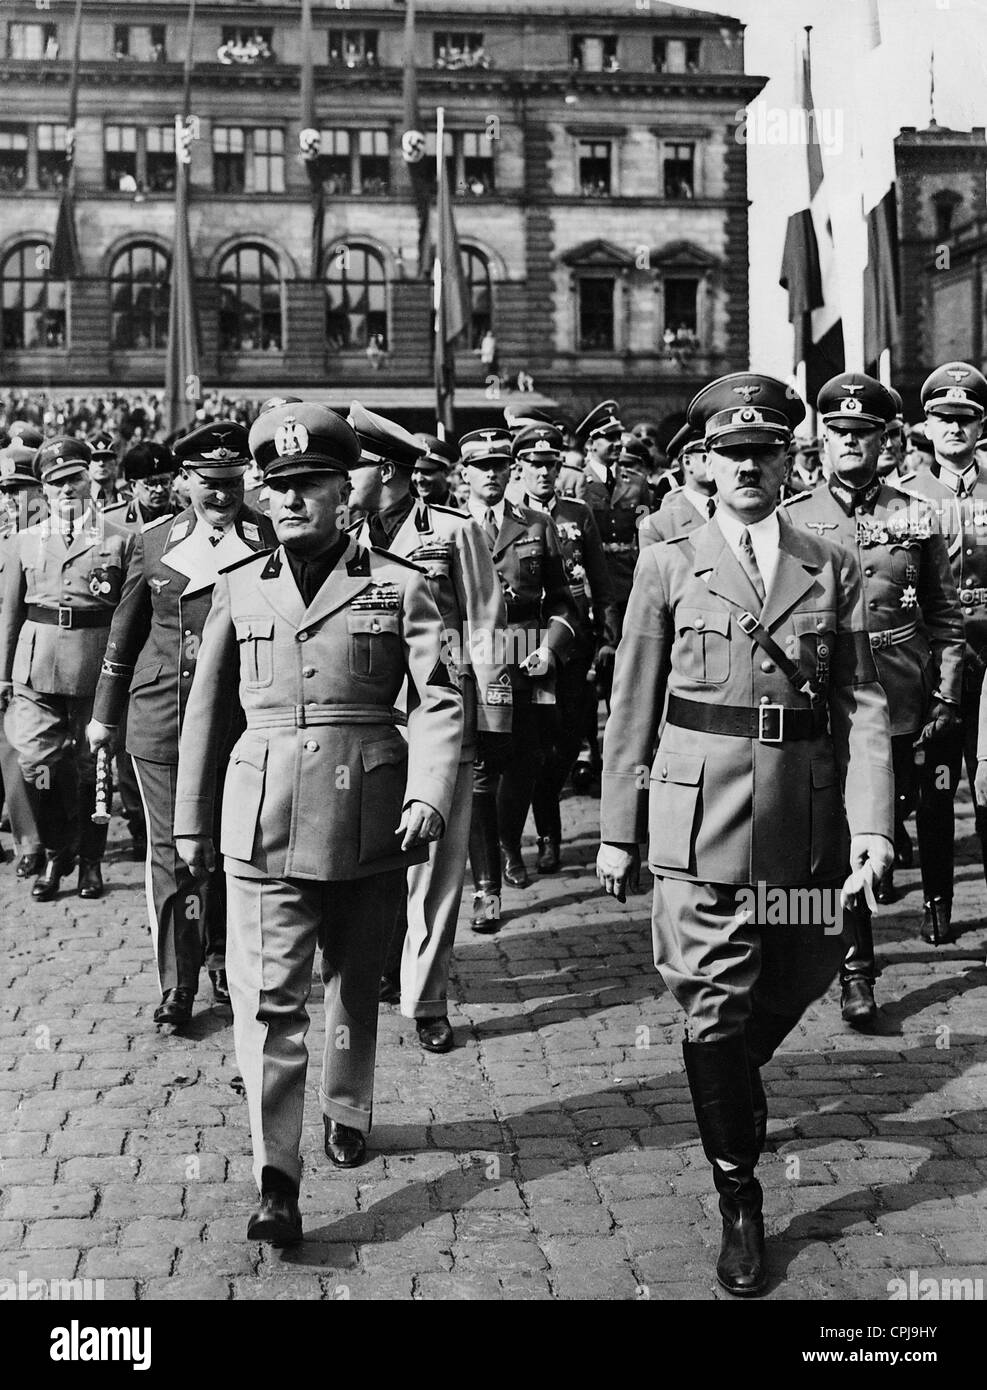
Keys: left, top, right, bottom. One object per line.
{"left": 434, "top": 105, "right": 446, "bottom": 435}
{"left": 878, "top": 348, "right": 891, "bottom": 387}
{"left": 49, "top": 0, "right": 83, "bottom": 281}
{"left": 164, "top": 0, "right": 200, "bottom": 439}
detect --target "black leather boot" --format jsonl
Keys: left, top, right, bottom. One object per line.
{"left": 498, "top": 764, "right": 533, "bottom": 889}
{"left": 536, "top": 838, "right": 561, "bottom": 874}
{"left": 31, "top": 850, "right": 75, "bottom": 902}
{"left": 745, "top": 1009, "right": 799, "bottom": 1153}
{"left": 683, "top": 1036, "right": 767, "bottom": 1296}
{"left": 469, "top": 791, "right": 502, "bottom": 932}
{"left": 77, "top": 816, "right": 107, "bottom": 899}
{"left": 840, "top": 903, "right": 877, "bottom": 1028}
{"left": 920, "top": 895, "right": 952, "bottom": 946}
{"left": 77, "top": 860, "right": 103, "bottom": 899}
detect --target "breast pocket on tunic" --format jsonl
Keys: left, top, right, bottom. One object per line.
{"left": 790, "top": 610, "right": 837, "bottom": 688}
{"left": 515, "top": 540, "right": 542, "bottom": 583}
{"left": 674, "top": 607, "right": 731, "bottom": 685}
{"left": 87, "top": 550, "right": 125, "bottom": 605}
{"left": 233, "top": 616, "right": 275, "bottom": 689}
{"left": 888, "top": 541, "right": 920, "bottom": 589}
{"left": 348, "top": 611, "right": 400, "bottom": 681}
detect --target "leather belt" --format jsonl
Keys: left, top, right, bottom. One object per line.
{"left": 958, "top": 587, "right": 987, "bottom": 606}
{"left": 666, "top": 694, "right": 828, "bottom": 744}
{"left": 27, "top": 605, "right": 112, "bottom": 630}
{"left": 869, "top": 620, "right": 919, "bottom": 650}
{"left": 246, "top": 704, "right": 405, "bottom": 730}
{"left": 602, "top": 542, "right": 635, "bottom": 553}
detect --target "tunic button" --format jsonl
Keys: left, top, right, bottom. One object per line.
{"left": 864, "top": 567, "right": 874, "bottom": 577}
{"left": 181, "top": 670, "right": 190, "bottom": 678}
{"left": 660, "top": 767, "right": 668, "bottom": 779}
{"left": 183, "top": 629, "right": 192, "bottom": 637}
{"left": 303, "top": 740, "right": 318, "bottom": 752}
{"left": 868, "top": 600, "right": 879, "bottom": 610}
{"left": 694, "top": 617, "right": 705, "bottom": 630}
{"left": 303, "top": 666, "right": 316, "bottom": 678}
{"left": 370, "top": 619, "right": 381, "bottom": 633}
{"left": 761, "top": 660, "right": 775, "bottom": 672}
{"left": 965, "top": 607, "right": 974, "bottom": 615}
{"left": 298, "top": 632, "right": 309, "bottom": 642}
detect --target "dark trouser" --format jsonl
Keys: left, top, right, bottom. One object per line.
{"left": 470, "top": 700, "right": 544, "bottom": 893}
{"left": 908, "top": 678, "right": 983, "bottom": 899}
{"left": 114, "top": 705, "right": 146, "bottom": 841}
{"left": 531, "top": 657, "right": 593, "bottom": 842}
{"left": 132, "top": 757, "right": 226, "bottom": 995}
{"left": 9, "top": 686, "right": 106, "bottom": 862}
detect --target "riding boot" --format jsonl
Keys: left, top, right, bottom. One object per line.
{"left": 468, "top": 790, "right": 501, "bottom": 930}
{"left": 745, "top": 1009, "right": 800, "bottom": 1152}
{"left": 497, "top": 761, "right": 533, "bottom": 888}
{"left": 840, "top": 902, "right": 877, "bottom": 1028}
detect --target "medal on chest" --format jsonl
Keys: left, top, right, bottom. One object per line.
{"left": 88, "top": 566, "right": 114, "bottom": 598}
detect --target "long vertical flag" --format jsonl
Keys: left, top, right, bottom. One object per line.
{"left": 49, "top": 0, "right": 83, "bottom": 280}
{"left": 164, "top": 0, "right": 201, "bottom": 439}
{"left": 401, "top": 0, "right": 432, "bottom": 277}
{"left": 779, "top": 28, "right": 844, "bottom": 404}
{"left": 858, "top": 2, "right": 900, "bottom": 381}
{"left": 433, "top": 107, "right": 469, "bottom": 435}
{"left": 298, "top": 0, "right": 324, "bottom": 279}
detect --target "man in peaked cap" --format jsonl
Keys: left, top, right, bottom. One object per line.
{"left": 0, "top": 437, "right": 136, "bottom": 901}
{"left": 88, "top": 420, "right": 274, "bottom": 1027}
{"left": 87, "top": 430, "right": 124, "bottom": 511}
{"left": 786, "top": 436, "right": 824, "bottom": 496}
{"left": 412, "top": 434, "right": 459, "bottom": 508}
{"left": 876, "top": 388, "right": 913, "bottom": 488}
{"left": 172, "top": 402, "right": 462, "bottom": 1242}
{"left": 347, "top": 403, "right": 510, "bottom": 1053}
{"left": 785, "top": 372, "right": 964, "bottom": 1021}
{"left": 903, "top": 361, "right": 987, "bottom": 943}
{"left": 638, "top": 425, "right": 715, "bottom": 549}
{"left": 598, "top": 371, "right": 894, "bottom": 1296}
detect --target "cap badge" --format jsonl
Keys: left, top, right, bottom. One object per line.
{"left": 732, "top": 384, "right": 762, "bottom": 403}
{"left": 945, "top": 387, "right": 971, "bottom": 402}
{"left": 946, "top": 367, "right": 970, "bottom": 382}
{"left": 842, "top": 383, "right": 863, "bottom": 396}
{"left": 843, "top": 398, "right": 863, "bottom": 413}
{"left": 275, "top": 416, "right": 309, "bottom": 457}
{"left": 732, "top": 407, "right": 763, "bottom": 424}
{"left": 533, "top": 439, "right": 553, "bottom": 452}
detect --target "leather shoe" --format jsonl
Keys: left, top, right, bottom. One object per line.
{"left": 716, "top": 1200, "right": 767, "bottom": 1297}
{"left": 153, "top": 986, "right": 194, "bottom": 1025}
{"left": 246, "top": 1191, "right": 302, "bottom": 1246}
{"left": 32, "top": 851, "right": 73, "bottom": 902}
{"left": 209, "top": 969, "right": 231, "bottom": 1004}
{"left": 470, "top": 891, "right": 501, "bottom": 933}
{"left": 323, "top": 1118, "right": 366, "bottom": 1168}
{"left": 16, "top": 850, "right": 45, "bottom": 879}
{"left": 536, "top": 838, "right": 560, "bottom": 874}
{"left": 920, "top": 896, "right": 953, "bottom": 946}
{"left": 378, "top": 974, "right": 400, "bottom": 1005}
{"left": 417, "top": 1016, "right": 454, "bottom": 1053}
{"left": 502, "top": 848, "right": 530, "bottom": 889}
{"left": 841, "top": 978, "right": 877, "bottom": 1029}
{"left": 78, "top": 859, "right": 103, "bottom": 899}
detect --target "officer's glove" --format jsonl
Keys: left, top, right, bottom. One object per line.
{"left": 596, "top": 842, "right": 641, "bottom": 902}
{"left": 975, "top": 761, "right": 987, "bottom": 808}
{"left": 521, "top": 645, "right": 554, "bottom": 679}
{"left": 917, "top": 699, "right": 962, "bottom": 745}
{"left": 0, "top": 681, "right": 11, "bottom": 713}
{"left": 86, "top": 719, "right": 118, "bottom": 754}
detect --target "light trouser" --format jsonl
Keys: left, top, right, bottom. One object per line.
{"left": 0, "top": 704, "right": 40, "bottom": 856}
{"left": 226, "top": 869, "right": 403, "bottom": 1193}
{"left": 9, "top": 685, "right": 105, "bottom": 861}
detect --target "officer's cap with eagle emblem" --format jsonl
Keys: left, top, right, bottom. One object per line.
{"left": 250, "top": 401, "right": 360, "bottom": 480}
{"left": 615, "top": 436, "right": 652, "bottom": 473}
{"left": 347, "top": 401, "right": 425, "bottom": 471}
{"left": 459, "top": 428, "right": 513, "bottom": 468}
{"left": 512, "top": 424, "right": 565, "bottom": 463}
{"left": 36, "top": 435, "right": 92, "bottom": 485}
{"left": 818, "top": 372, "right": 898, "bottom": 430}
{"left": 666, "top": 423, "right": 705, "bottom": 462}
{"left": 574, "top": 400, "right": 622, "bottom": 450}
{"left": 123, "top": 440, "right": 177, "bottom": 484}
{"left": 504, "top": 405, "right": 555, "bottom": 435}
{"left": 921, "top": 361, "right": 987, "bottom": 420}
{"left": 7, "top": 422, "right": 43, "bottom": 451}
{"left": 86, "top": 429, "right": 117, "bottom": 461}
{"left": 415, "top": 433, "right": 459, "bottom": 473}
{"left": 258, "top": 395, "right": 303, "bottom": 416}
{"left": 687, "top": 373, "right": 805, "bottom": 449}
{"left": 0, "top": 439, "right": 41, "bottom": 489}
{"left": 174, "top": 421, "right": 251, "bottom": 479}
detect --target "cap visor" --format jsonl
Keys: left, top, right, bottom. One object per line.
{"left": 263, "top": 459, "right": 349, "bottom": 480}
{"left": 821, "top": 413, "right": 887, "bottom": 429}
{"left": 183, "top": 464, "right": 248, "bottom": 480}
{"left": 926, "top": 403, "right": 983, "bottom": 419}
{"left": 44, "top": 464, "right": 89, "bottom": 483}
{"left": 706, "top": 426, "right": 790, "bottom": 449}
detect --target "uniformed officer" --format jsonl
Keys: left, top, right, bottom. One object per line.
{"left": 902, "top": 361, "right": 987, "bottom": 943}
{"left": 172, "top": 402, "right": 463, "bottom": 1245}
{"left": 598, "top": 372, "right": 894, "bottom": 1296}
{"left": 785, "top": 373, "right": 964, "bottom": 1021}
{"left": 244, "top": 396, "right": 303, "bottom": 519}
{"left": 0, "top": 438, "right": 135, "bottom": 900}
{"left": 786, "top": 437, "right": 824, "bottom": 496}
{"left": 638, "top": 426, "right": 715, "bottom": 549}
{"left": 876, "top": 389, "right": 915, "bottom": 487}
{"left": 412, "top": 434, "right": 459, "bottom": 509}
{"left": 514, "top": 424, "right": 619, "bottom": 873}
{"left": 0, "top": 441, "right": 44, "bottom": 874}
{"left": 87, "top": 430, "right": 124, "bottom": 510}
{"left": 460, "top": 428, "right": 578, "bottom": 926}
{"left": 346, "top": 404, "right": 510, "bottom": 1052}
{"left": 88, "top": 422, "right": 275, "bottom": 1026}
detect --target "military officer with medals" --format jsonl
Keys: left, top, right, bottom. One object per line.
{"left": 0, "top": 438, "right": 136, "bottom": 901}
{"left": 345, "top": 403, "right": 510, "bottom": 1053}
{"left": 785, "top": 373, "right": 964, "bottom": 1021}
{"left": 88, "top": 423, "right": 275, "bottom": 1026}
{"left": 638, "top": 427, "right": 715, "bottom": 549}
{"left": 902, "top": 362, "right": 987, "bottom": 943}
{"left": 172, "top": 402, "right": 463, "bottom": 1245}
{"left": 598, "top": 373, "right": 894, "bottom": 1296}
{"left": 460, "top": 428, "right": 578, "bottom": 926}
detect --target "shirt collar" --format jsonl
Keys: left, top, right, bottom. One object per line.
{"left": 934, "top": 461, "right": 980, "bottom": 496}
{"left": 715, "top": 506, "right": 780, "bottom": 552}
{"left": 468, "top": 497, "right": 505, "bottom": 527}
{"left": 827, "top": 474, "right": 881, "bottom": 516}
{"left": 523, "top": 492, "right": 556, "bottom": 514}
{"left": 682, "top": 485, "right": 713, "bottom": 517}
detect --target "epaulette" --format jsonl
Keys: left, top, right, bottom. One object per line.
{"left": 141, "top": 513, "right": 172, "bottom": 533}
{"left": 427, "top": 502, "right": 464, "bottom": 518}
{"left": 780, "top": 489, "right": 813, "bottom": 507}
{"left": 369, "top": 546, "right": 427, "bottom": 575}
{"left": 218, "top": 548, "right": 274, "bottom": 576}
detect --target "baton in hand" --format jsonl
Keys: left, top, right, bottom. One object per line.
{"left": 92, "top": 746, "right": 112, "bottom": 825}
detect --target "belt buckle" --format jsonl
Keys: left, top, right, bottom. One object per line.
{"left": 869, "top": 630, "right": 890, "bottom": 651}
{"left": 57, "top": 606, "right": 73, "bottom": 629}
{"left": 758, "top": 703, "right": 784, "bottom": 743}
{"left": 960, "top": 589, "right": 973, "bottom": 605}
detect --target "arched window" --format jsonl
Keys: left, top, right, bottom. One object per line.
{"left": 110, "top": 242, "right": 170, "bottom": 349}
{"left": 218, "top": 243, "right": 283, "bottom": 352}
{"left": 1, "top": 240, "right": 66, "bottom": 350}
{"left": 325, "top": 243, "right": 387, "bottom": 350}
{"left": 460, "top": 246, "right": 492, "bottom": 349}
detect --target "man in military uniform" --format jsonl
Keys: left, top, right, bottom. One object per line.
{"left": 87, "top": 431, "right": 124, "bottom": 510}
{"left": 0, "top": 438, "right": 135, "bottom": 900}
{"left": 173, "top": 403, "right": 463, "bottom": 1245}
{"left": 876, "top": 389, "right": 915, "bottom": 488}
{"left": 513, "top": 424, "right": 619, "bottom": 873}
{"left": 785, "top": 373, "right": 964, "bottom": 1021}
{"left": 412, "top": 434, "right": 459, "bottom": 509}
{"left": 901, "top": 361, "right": 987, "bottom": 942}
{"left": 346, "top": 405, "right": 509, "bottom": 1050}
{"left": 460, "top": 428, "right": 578, "bottom": 926}
{"left": 786, "top": 437, "right": 824, "bottom": 496}
{"left": 88, "top": 423, "right": 275, "bottom": 1026}
{"left": 638, "top": 427, "right": 715, "bottom": 549}
{"left": 598, "top": 373, "right": 894, "bottom": 1296}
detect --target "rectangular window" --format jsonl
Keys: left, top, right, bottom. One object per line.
{"left": 113, "top": 24, "right": 166, "bottom": 62}
{"left": 685, "top": 39, "right": 702, "bottom": 72}
{"left": 357, "top": 131, "right": 389, "bottom": 195}
{"left": 664, "top": 278, "right": 698, "bottom": 335}
{"left": 653, "top": 39, "right": 668, "bottom": 72}
{"left": 219, "top": 27, "right": 274, "bottom": 63}
{"left": 146, "top": 125, "right": 176, "bottom": 193}
{"left": 663, "top": 143, "right": 695, "bottom": 199}
{"left": 328, "top": 30, "right": 379, "bottom": 68}
{"left": 433, "top": 32, "right": 486, "bottom": 69}
{"left": 37, "top": 123, "right": 67, "bottom": 191}
{"left": 320, "top": 130, "right": 352, "bottom": 194}
{"left": 8, "top": 23, "right": 58, "bottom": 61}
{"left": 571, "top": 35, "right": 618, "bottom": 72}
{"left": 461, "top": 131, "right": 495, "bottom": 196}
{"left": 253, "top": 128, "right": 285, "bottom": 194}
{"left": 105, "top": 125, "right": 138, "bottom": 191}
{"left": 578, "top": 277, "right": 615, "bottom": 351}
{"left": 578, "top": 140, "right": 612, "bottom": 198}
{"left": 663, "top": 38, "right": 701, "bottom": 74}
{"left": 0, "top": 124, "right": 28, "bottom": 193}
{"left": 213, "top": 126, "right": 246, "bottom": 194}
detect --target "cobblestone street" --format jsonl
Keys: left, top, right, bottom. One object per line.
{"left": 1, "top": 784, "right": 986, "bottom": 1302}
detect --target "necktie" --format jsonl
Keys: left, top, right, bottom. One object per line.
{"left": 706, "top": 497, "right": 717, "bottom": 518}
{"left": 64, "top": 517, "right": 74, "bottom": 547}
{"left": 738, "top": 527, "right": 766, "bottom": 605}
{"left": 604, "top": 468, "right": 616, "bottom": 497}
{"left": 483, "top": 508, "right": 498, "bottom": 552}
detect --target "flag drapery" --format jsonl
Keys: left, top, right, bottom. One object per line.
{"left": 164, "top": 0, "right": 201, "bottom": 440}
{"left": 778, "top": 29, "right": 844, "bottom": 402}
{"left": 49, "top": 0, "right": 83, "bottom": 280}
{"left": 433, "top": 108, "right": 469, "bottom": 434}
{"left": 401, "top": 0, "right": 432, "bottom": 277}
{"left": 858, "top": 3, "right": 900, "bottom": 377}
{"left": 299, "top": 0, "right": 324, "bottom": 279}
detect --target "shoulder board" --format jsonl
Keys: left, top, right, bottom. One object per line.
{"left": 370, "top": 546, "right": 426, "bottom": 574}
{"left": 141, "top": 513, "right": 172, "bottom": 533}
{"left": 427, "top": 502, "right": 464, "bottom": 518}
{"left": 664, "top": 481, "right": 684, "bottom": 495}
{"left": 896, "top": 469, "right": 916, "bottom": 484}
{"left": 344, "top": 517, "right": 362, "bottom": 534}
{"left": 780, "top": 490, "right": 813, "bottom": 507}
{"left": 667, "top": 530, "right": 697, "bottom": 548}
{"left": 558, "top": 495, "right": 589, "bottom": 513}
{"left": 218, "top": 548, "right": 274, "bottom": 576}
{"left": 102, "top": 500, "right": 127, "bottom": 515}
